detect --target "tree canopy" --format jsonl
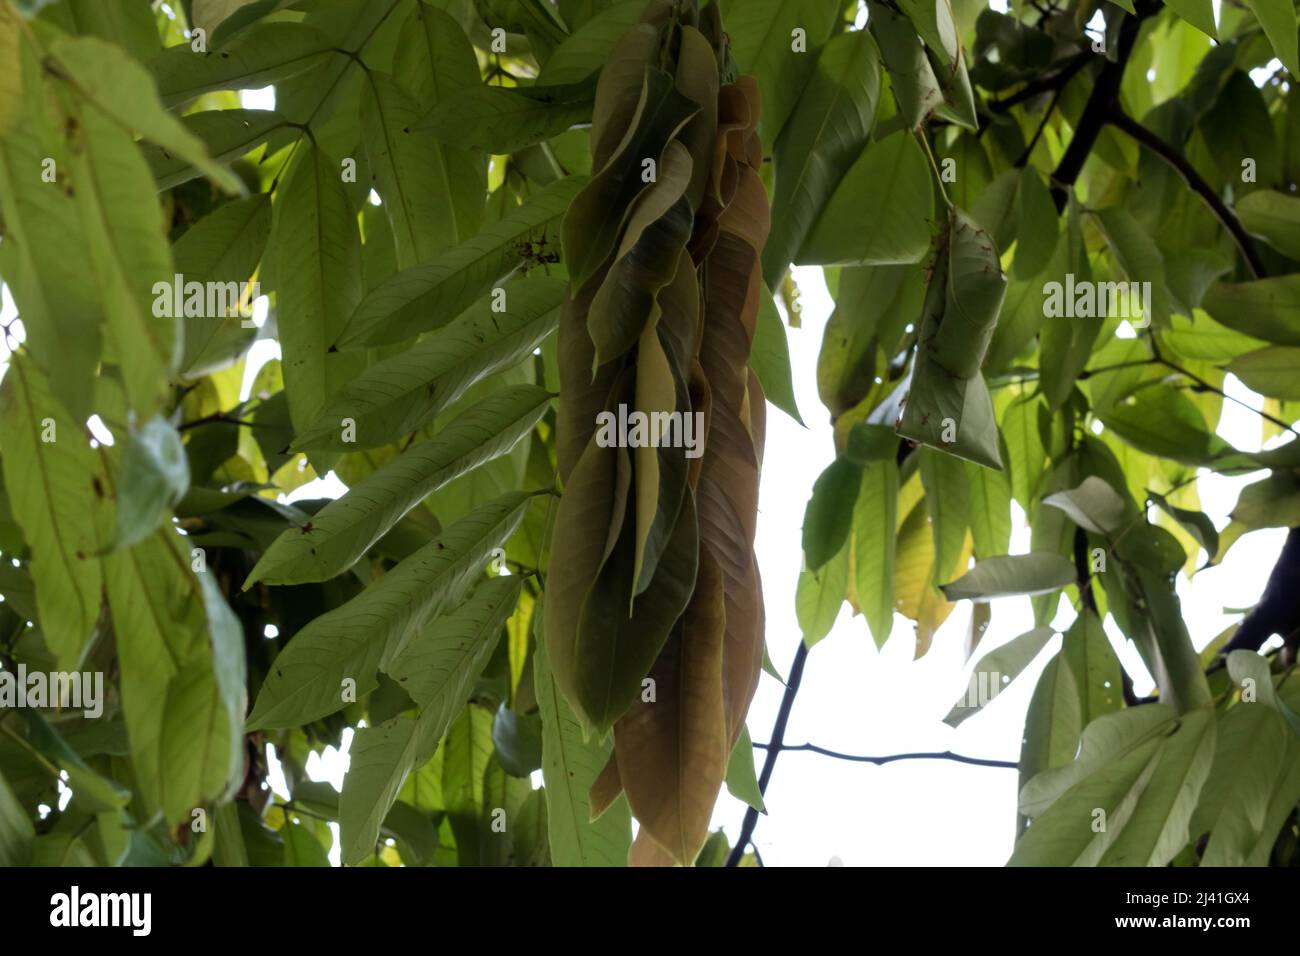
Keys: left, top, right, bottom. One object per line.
{"left": 0, "top": 0, "right": 1298, "bottom": 869}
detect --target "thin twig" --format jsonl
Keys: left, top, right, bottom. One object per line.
{"left": 724, "top": 640, "right": 809, "bottom": 867}
{"left": 751, "top": 741, "right": 1018, "bottom": 769}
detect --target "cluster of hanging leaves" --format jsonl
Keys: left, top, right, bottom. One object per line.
{"left": 545, "top": 0, "right": 768, "bottom": 865}
{"left": 787, "top": 0, "right": 1300, "bottom": 865}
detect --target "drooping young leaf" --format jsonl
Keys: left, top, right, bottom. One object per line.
{"left": 868, "top": 0, "right": 943, "bottom": 131}
{"left": 798, "top": 129, "right": 934, "bottom": 267}
{"left": 762, "top": 29, "right": 881, "bottom": 288}
{"left": 751, "top": 286, "right": 803, "bottom": 424}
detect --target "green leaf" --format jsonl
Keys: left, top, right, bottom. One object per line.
{"left": 1011, "top": 168, "right": 1058, "bottom": 281}
{"left": 115, "top": 416, "right": 190, "bottom": 551}
{"left": 853, "top": 453, "right": 898, "bottom": 647}
{"left": 868, "top": 0, "right": 943, "bottom": 131}
{"left": 537, "top": 0, "right": 646, "bottom": 85}
{"left": 0, "top": 49, "right": 101, "bottom": 421}
{"left": 19, "top": 711, "right": 130, "bottom": 815}
{"left": 1202, "top": 275, "right": 1300, "bottom": 347}
{"left": 414, "top": 77, "right": 596, "bottom": 155}
{"left": 919, "top": 446, "right": 969, "bottom": 586}
{"left": 492, "top": 702, "right": 543, "bottom": 777}
{"left": 246, "top": 492, "right": 531, "bottom": 730}
{"left": 281, "top": 819, "right": 331, "bottom": 867}
{"left": 148, "top": 22, "right": 335, "bottom": 108}
{"left": 1246, "top": 0, "right": 1300, "bottom": 78}
{"left": 1042, "top": 475, "right": 1129, "bottom": 535}
{"left": 442, "top": 702, "right": 495, "bottom": 866}
{"left": 721, "top": 0, "right": 834, "bottom": 144}
{"left": 1163, "top": 0, "right": 1217, "bottom": 38}
{"left": 939, "top": 552, "right": 1076, "bottom": 602}
{"left": 966, "top": 456, "right": 1012, "bottom": 559}
{"left": 1015, "top": 651, "right": 1081, "bottom": 836}
{"left": 362, "top": 71, "right": 485, "bottom": 269}
{"left": 1236, "top": 188, "right": 1300, "bottom": 258}
{"left": 1099, "top": 387, "right": 1221, "bottom": 464}
{"left": 534, "top": 632, "right": 631, "bottom": 866}
{"left": 725, "top": 726, "right": 766, "bottom": 813}
{"left": 158, "top": 575, "right": 246, "bottom": 825}
{"left": 293, "top": 276, "right": 564, "bottom": 451}
{"left": 104, "top": 528, "right": 246, "bottom": 824}
{"left": 802, "top": 457, "right": 861, "bottom": 571}
{"left": 0, "top": 770, "right": 34, "bottom": 867}
{"left": 249, "top": 386, "right": 550, "bottom": 586}
{"left": 930, "top": 207, "right": 1008, "bottom": 379}
{"left": 1001, "top": 394, "right": 1046, "bottom": 510}
{"left": 1012, "top": 706, "right": 1216, "bottom": 866}
{"left": 1148, "top": 490, "right": 1219, "bottom": 559}
{"left": 796, "top": 538, "right": 848, "bottom": 647}
{"left": 762, "top": 29, "right": 881, "bottom": 288}
{"left": 944, "top": 626, "right": 1054, "bottom": 727}
{"left": 392, "top": 1, "right": 480, "bottom": 110}
{"left": 65, "top": 90, "right": 178, "bottom": 416}
{"left": 48, "top": 35, "right": 243, "bottom": 193}
{"left": 1160, "top": 310, "right": 1266, "bottom": 363}
{"left": 268, "top": 143, "right": 364, "bottom": 436}
{"left": 799, "top": 129, "right": 933, "bottom": 267}
{"left": 173, "top": 194, "right": 272, "bottom": 378}
{"left": 0, "top": 354, "right": 104, "bottom": 668}
{"left": 1229, "top": 470, "right": 1300, "bottom": 528}
{"left": 339, "top": 176, "right": 581, "bottom": 347}
{"left": 899, "top": 365, "right": 1003, "bottom": 470}
{"left": 751, "top": 286, "right": 803, "bottom": 424}
{"left": 1226, "top": 346, "right": 1300, "bottom": 400}
{"left": 339, "top": 576, "right": 519, "bottom": 866}
{"left": 1063, "top": 608, "right": 1124, "bottom": 724}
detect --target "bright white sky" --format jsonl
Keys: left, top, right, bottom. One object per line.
{"left": 0, "top": 2, "right": 1287, "bottom": 865}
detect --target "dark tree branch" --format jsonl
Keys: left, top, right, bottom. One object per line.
{"left": 1107, "top": 110, "right": 1265, "bottom": 280}
{"left": 752, "top": 741, "right": 1017, "bottom": 769}
{"left": 987, "top": 50, "right": 1091, "bottom": 115}
{"left": 1049, "top": 4, "right": 1153, "bottom": 212}
{"left": 724, "top": 640, "right": 808, "bottom": 867}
